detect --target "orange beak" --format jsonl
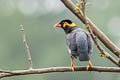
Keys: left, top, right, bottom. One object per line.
{"left": 54, "top": 23, "right": 61, "bottom": 28}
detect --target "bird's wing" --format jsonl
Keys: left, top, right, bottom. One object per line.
{"left": 75, "top": 31, "right": 88, "bottom": 54}
{"left": 66, "top": 32, "right": 77, "bottom": 54}
{"left": 85, "top": 32, "right": 94, "bottom": 54}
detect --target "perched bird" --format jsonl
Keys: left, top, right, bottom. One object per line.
{"left": 54, "top": 19, "right": 94, "bottom": 72}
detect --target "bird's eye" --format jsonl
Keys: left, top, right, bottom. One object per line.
{"left": 63, "top": 22, "right": 68, "bottom": 28}
{"left": 62, "top": 22, "right": 65, "bottom": 24}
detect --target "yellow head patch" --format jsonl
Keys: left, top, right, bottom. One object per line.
{"left": 63, "top": 22, "right": 76, "bottom": 28}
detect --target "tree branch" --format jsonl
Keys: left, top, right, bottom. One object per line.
{"left": 85, "top": 24, "right": 120, "bottom": 67}
{"left": 20, "top": 25, "right": 33, "bottom": 69}
{"left": 0, "top": 66, "right": 120, "bottom": 78}
{"left": 61, "top": 0, "right": 120, "bottom": 58}
{"left": 76, "top": 0, "right": 120, "bottom": 67}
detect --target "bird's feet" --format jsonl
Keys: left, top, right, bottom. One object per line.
{"left": 71, "top": 56, "right": 75, "bottom": 72}
{"left": 71, "top": 63, "right": 75, "bottom": 72}
{"left": 86, "top": 60, "right": 92, "bottom": 70}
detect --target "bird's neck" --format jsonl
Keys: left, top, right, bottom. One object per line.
{"left": 62, "top": 26, "right": 78, "bottom": 34}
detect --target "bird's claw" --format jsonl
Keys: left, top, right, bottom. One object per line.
{"left": 71, "top": 65, "right": 75, "bottom": 72}
{"left": 86, "top": 65, "right": 90, "bottom": 71}
{"left": 86, "top": 60, "right": 92, "bottom": 70}
{"left": 71, "top": 56, "right": 75, "bottom": 72}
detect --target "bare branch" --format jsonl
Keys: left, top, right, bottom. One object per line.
{"left": 20, "top": 25, "right": 33, "bottom": 69}
{"left": 0, "top": 66, "right": 120, "bottom": 78}
{"left": 85, "top": 24, "right": 120, "bottom": 67}
{"left": 61, "top": 0, "right": 120, "bottom": 58}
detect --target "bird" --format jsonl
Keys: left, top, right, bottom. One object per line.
{"left": 54, "top": 19, "right": 94, "bottom": 72}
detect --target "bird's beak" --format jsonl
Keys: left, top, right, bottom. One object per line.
{"left": 53, "top": 23, "right": 61, "bottom": 28}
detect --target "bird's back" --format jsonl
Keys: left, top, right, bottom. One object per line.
{"left": 66, "top": 28, "right": 93, "bottom": 61}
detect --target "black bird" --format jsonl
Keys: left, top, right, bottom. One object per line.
{"left": 54, "top": 19, "right": 94, "bottom": 71}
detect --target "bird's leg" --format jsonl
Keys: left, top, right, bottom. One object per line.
{"left": 71, "top": 56, "right": 75, "bottom": 72}
{"left": 86, "top": 60, "right": 92, "bottom": 70}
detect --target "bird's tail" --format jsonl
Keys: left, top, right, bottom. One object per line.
{"left": 79, "top": 53, "right": 90, "bottom": 61}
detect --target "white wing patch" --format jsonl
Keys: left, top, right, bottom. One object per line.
{"left": 67, "top": 46, "right": 71, "bottom": 54}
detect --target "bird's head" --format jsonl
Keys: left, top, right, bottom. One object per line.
{"left": 54, "top": 19, "right": 77, "bottom": 33}
{"left": 54, "top": 19, "right": 76, "bottom": 28}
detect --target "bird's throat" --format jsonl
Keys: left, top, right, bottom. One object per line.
{"left": 62, "top": 26, "right": 77, "bottom": 34}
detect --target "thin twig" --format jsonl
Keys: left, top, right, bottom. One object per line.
{"left": 0, "top": 66, "right": 120, "bottom": 78}
{"left": 20, "top": 25, "right": 33, "bottom": 69}
{"left": 85, "top": 24, "right": 120, "bottom": 67}
{"left": 80, "top": 0, "right": 120, "bottom": 67}
{"left": 61, "top": 0, "right": 120, "bottom": 58}
{"left": 0, "top": 70, "right": 12, "bottom": 73}
{"left": 81, "top": 0, "right": 86, "bottom": 16}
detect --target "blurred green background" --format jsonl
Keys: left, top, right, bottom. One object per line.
{"left": 0, "top": 0, "right": 120, "bottom": 80}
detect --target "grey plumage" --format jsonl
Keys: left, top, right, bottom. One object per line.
{"left": 55, "top": 19, "right": 94, "bottom": 63}
{"left": 66, "top": 28, "right": 93, "bottom": 61}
